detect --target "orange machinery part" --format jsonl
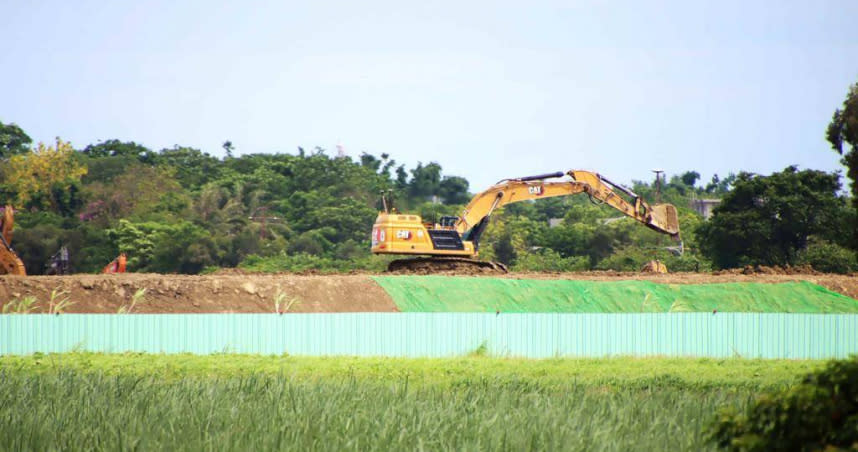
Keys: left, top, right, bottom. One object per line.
{"left": 102, "top": 253, "right": 127, "bottom": 274}
{"left": 0, "top": 205, "right": 26, "bottom": 276}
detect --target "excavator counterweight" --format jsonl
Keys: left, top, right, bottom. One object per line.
{"left": 371, "top": 170, "right": 681, "bottom": 273}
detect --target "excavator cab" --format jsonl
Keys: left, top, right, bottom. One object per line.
{"left": 438, "top": 216, "right": 459, "bottom": 229}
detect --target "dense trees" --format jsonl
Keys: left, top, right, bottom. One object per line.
{"left": 1, "top": 117, "right": 855, "bottom": 274}
{"left": 685, "top": 78, "right": 858, "bottom": 273}
{"left": 679, "top": 171, "right": 700, "bottom": 188}
{"left": 1, "top": 140, "right": 87, "bottom": 212}
{"left": 697, "top": 167, "right": 852, "bottom": 269}
{"left": 0, "top": 128, "right": 481, "bottom": 273}
{"left": 0, "top": 121, "right": 32, "bottom": 158}
{"left": 827, "top": 80, "right": 858, "bottom": 235}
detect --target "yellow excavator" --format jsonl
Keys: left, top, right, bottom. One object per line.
{"left": 371, "top": 170, "right": 681, "bottom": 272}
{"left": 0, "top": 205, "right": 27, "bottom": 276}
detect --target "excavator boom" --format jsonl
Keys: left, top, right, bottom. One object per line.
{"left": 455, "top": 170, "right": 679, "bottom": 251}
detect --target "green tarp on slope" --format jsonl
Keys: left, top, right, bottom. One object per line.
{"left": 371, "top": 276, "right": 858, "bottom": 313}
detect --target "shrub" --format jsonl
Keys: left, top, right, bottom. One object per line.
{"left": 664, "top": 253, "right": 713, "bottom": 272}
{"left": 708, "top": 356, "right": 858, "bottom": 451}
{"left": 595, "top": 247, "right": 651, "bottom": 271}
{"left": 239, "top": 252, "right": 393, "bottom": 273}
{"left": 595, "top": 246, "right": 711, "bottom": 273}
{"left": 513, "top": 249, "right": 590, "bottom": 272}
{"left": 797, "top": 238, "right": 858, "bottom": 274}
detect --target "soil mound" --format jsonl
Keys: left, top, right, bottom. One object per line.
{"left": 0, "top": 273, "right": 397, "bottom": 313}
{"left": 1, "top": 272, "right": 856, "bottom": 313}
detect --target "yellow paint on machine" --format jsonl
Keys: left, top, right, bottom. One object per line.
{"left": 371, "top": 213, "right": 475, "bottom": 257}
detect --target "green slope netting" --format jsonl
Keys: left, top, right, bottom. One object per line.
{"left": 371, "top": 276, "right": 858, "bottom": 313}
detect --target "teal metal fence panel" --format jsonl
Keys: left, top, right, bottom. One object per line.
{"left": 1, "top": 313, "right": 856, "bottom": 358}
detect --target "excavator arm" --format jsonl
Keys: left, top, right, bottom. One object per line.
{"left": 456, "top": 170, "right": 680, "bottom": 251}
{"left": 0, "top": 205, "right": 27, "bottom": 275}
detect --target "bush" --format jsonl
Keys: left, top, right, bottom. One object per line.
{"left": 594, "top": 246, "right": 711, "bottom": 273}
{"left": 239, "top": 252, "right": 393, "bottom": 273}
{"left": 708, "top": 356, "right": 858, "bottom": 451}
{"left": 664, "top": 253, "right": 713, "bottom": 272}
{"left": 594, "top": 247, "right": 650, "bottom": 271}
{"left": 513, "top": 249, "right": 590, "bottom": 272}
{"left": 109, "top": 219, "right": 216, "bottom": 273}
{"left": 797, "top": 238, "right": 858, "bottom": 274}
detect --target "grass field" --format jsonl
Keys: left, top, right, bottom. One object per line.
{"left": 0, "top": 354, "right": 822, "bottom": 451}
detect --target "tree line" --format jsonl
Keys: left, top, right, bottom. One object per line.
{"left": 1, "top": 80, "right": 856, "bottom": 274}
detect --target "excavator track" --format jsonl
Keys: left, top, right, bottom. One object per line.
{"left": 386, "top": 257, "right": 508, "bottom": 275}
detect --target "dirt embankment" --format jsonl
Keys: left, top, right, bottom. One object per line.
{"left": 0, "top": 273, "right": 398, "bottom": 314}
{"left": 0, "top": 271, "right": 856, "bottom": 313}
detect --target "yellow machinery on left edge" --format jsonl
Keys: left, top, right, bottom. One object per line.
{"left": 0, "top": 205, "right": 27, "bottom": 276}
{"left": 370, "top": 170, "right": 681, "bottom": 273}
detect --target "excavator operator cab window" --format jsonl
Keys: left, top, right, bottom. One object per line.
{"left": 438, "top": 216, "right": 459, "bottom": 228}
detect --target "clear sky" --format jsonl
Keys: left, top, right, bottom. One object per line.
{"left": 2, "top": 0, "right": 856, "bottom": 190}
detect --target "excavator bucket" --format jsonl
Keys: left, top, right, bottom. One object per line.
{"left": 640, "top": 260, "right": 668, "bottom": 273}
{"left": 648, "top": 204, "right": 680, "bottom": 237}
{"left": 0, "top": 205, "right": 26, "bottom": 276}
{"left": 0, "top": 246, "right": 26, "bottom": 275}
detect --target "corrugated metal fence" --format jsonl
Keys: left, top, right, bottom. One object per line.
{"left": 2, "top": 313, "right": 856, "bottom": 358}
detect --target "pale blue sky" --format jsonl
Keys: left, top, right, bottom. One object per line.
{"left": 2, "top": 1, "right": 856, "bottom": 190}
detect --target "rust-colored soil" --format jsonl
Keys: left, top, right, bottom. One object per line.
{"left": 0, "top": 271, "right": 856, "bottom": 313}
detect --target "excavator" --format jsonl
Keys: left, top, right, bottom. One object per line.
{"left": 371, "top": 170, "right": 681, "bottom": 272}
{"left": 1, "top": 205, "right": 127, "bottom": 275}
{"left": 0, "top": 205, "right": 27, "bottom": 275}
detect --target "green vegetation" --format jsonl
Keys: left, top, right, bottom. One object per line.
{"left": 1, "top": 79, "right": 856, "bottom": 274}
{"left": 238, "top": 252, "right": 393, "bottom": 273}
{"left": 373, "top": 277, "right": 858, "bottom": 313}
{"left": 827, "top": 80, "right": 858, "bottom": 247}
{"left": 0, "top": 371, "right": 738, "bottom": 451}
{"left": 117, "top": 288, "right": 147, "bottom": 314}
{"left": 0, "top": 353, "right": 820, "bottom": 388}
{"left": 710, "top": 356, "right": 858, "bottom": 452}
{"left": 46, "top": 289, "right": 75, "bottom": 314}
{"left": 0, "top": 296, "right": 37, "bottom": 314}
{"left": 698, "top": 167, "right": 855, "bottom": 271}
{"left": 0, "top": 354, "right": 824, "bottom": 451}
{"left": 0, "top": 131, "right": 736, "bottom": 275}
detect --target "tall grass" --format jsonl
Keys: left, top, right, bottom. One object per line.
{"left": 0, "top": 354, "right": 818, "bottom": 451}
{"left": 0, "top": 370, "right": 748, "bottom": 451}
{"left": 0, "top": 353, "right": 817, "bottom": 391}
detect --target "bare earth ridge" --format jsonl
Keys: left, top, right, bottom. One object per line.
{"left": 0, "top": 271, "right": 856, "bottom": 313}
